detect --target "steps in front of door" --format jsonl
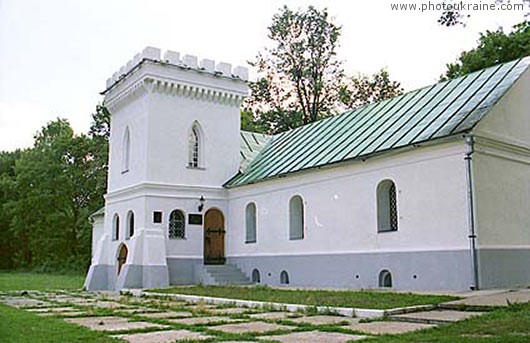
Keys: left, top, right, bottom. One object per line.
{"left": 202, "top": 264, "right": 254, "bottom": 286}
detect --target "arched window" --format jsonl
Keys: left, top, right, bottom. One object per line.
{"left": 245, "top": 203, "right": 257, "bottom": 243}
{"left": 126, "top": 211, "right": 135, "bottom": 239}
{"left": 112, "top": 214, "right": 120, "bottom": 241}
{"left": 122, "top": 127, "right": 131, "bottom": 172}
{"left": 169, "top": 209, "right": 185, "bottom": 239}
{"left": 188, "top": 123, "right": 202, "bottom": 168}
{"left": 280, "top": 270, "right": 290, "bottom": 285}
{"left": 379, "top": 270, "right": 393, "bottom": 288}
{"left": 377, "top": 180, "right": 398, "bottom": 232}
{"left": 252, "top": 269, "right": 260, "bottom": 283}
{"left": 289, "top": 195, "right": 304, "bottom": 240}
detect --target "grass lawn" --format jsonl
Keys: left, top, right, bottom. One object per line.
{"left": 365, "top": 302, "right": 530, "bottom": 343}
{"left": 0, "top": 303, "right": 122, "bottom": 343}
{"left": 0, "top": 271, "right": 122, "bottom": 342}
{"left": 151, "top": 285, "right": 458, "bottom": 310}
{"left": 0, "top": 271, "right": 85, "bottom": 292}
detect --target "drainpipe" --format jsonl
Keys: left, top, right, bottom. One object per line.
{"left": 464, "top": 134, "right": 479, "bottom": 290}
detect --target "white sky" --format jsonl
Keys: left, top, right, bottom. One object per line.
{"left": 0, "top": 0, "right": 525, "bottom": 151}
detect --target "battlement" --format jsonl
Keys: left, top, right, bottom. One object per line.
{"left": 104, "top": 47, "right": 249, "bottom": 93}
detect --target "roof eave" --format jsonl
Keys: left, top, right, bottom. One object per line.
{"left": 225, "top": 132, "right": 468, "bottom": 189}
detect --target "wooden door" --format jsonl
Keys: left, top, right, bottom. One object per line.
{"left": 117, "top": 245, "right": 128, "bottom": 275}
{"left": 204, "top": 209, "right": 225, "bottom": 265}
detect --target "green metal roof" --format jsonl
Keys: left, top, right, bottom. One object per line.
{"left": 240, "top": 131, "right": 272, "bottom": 172}
{"left": 91, "top": 207, "right": 105, "bottom": 218}
{"left": 230, "top": 57, "right": 530, "bottom": 188}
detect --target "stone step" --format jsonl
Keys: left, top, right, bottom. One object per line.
{"left": 203, "top": 264, "right": 253, "bottom": 286}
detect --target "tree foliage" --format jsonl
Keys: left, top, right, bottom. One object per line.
{"left": 244, "top": 6, "right": 402, "bottom": 134}
{"left": 0, "top": 105, "right": 109, "bottom": 272}
{"left": 443, "top": 21, "right": 530, "bottom": 79}
{"left": 339, "top": 69, "right": 404, "bottom": 109}
{"left": 438, "top": 0, "right": 530, "bottom": 27}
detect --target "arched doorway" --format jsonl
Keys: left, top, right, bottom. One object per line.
{"left": 117, "top": 244, "right": 128, "bottom": 275}
{"left": 204, "top": 208, "right": 225, "bottom": 265}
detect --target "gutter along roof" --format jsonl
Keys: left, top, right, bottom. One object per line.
{"left": 230, "top": 57, "right": 530, "bottom": 187}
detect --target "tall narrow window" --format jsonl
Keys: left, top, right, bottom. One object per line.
{"left": 112, "top": 214, "right": 120, "bottom": 241}
{"left": 169, "top": 209, "right": 186, "bottom": 239}
{"left": 289, "top": 195, "right": 304, "bottom": 240}
{"left": 379, "top": 270, "right": 393, "bottom": 288}
{"left": 252, "top": 269, "right": 260, "bottom": 283}
{"left": 126, "top": 211, "right": 135, "bottom": 239}
{"left": 377, "top": 180, "right": 398, "bottom": 232}
{"left": 245, "top": 203, "right": 257, "bottom": 243}
{"left": 122, "top": 127, "right": 131, "bottom": 172}
{"left": 188, "top": 124, "right": 201, "bottom": 168}
{"left": 280, "top": 270, "right": 290, "bottom": 285}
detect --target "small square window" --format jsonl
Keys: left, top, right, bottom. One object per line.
{"left": 153, "top": 211, "right": 162, "bottom": 223}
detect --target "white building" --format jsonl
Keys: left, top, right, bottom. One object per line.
{"left": 85, "top": 47, "right": 530, "bottom": 292}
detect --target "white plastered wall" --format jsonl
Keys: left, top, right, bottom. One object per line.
{"left": 226, "top": 141, "right": 471, "bottom": 257}
{"left": 472, "top": 66, "right": 530, "bottom": 248}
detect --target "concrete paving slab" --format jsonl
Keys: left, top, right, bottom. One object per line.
{"left": 168, "top": 316, "right": 243, "bottom": 325}
{"left": 38, "top": 310, "right": 88, "bottom": 317}
{"left": 51, "top": 297, "right": 95, "bottom": 304}
{"left": 26, "top": 307, "right": 77, "bottom": 313}
{"left": 212, "top": 321, "right": 292, "bottom": 334}
{"left": 2, "top": 297, "right": 51, "bottom": 308}
{"left": 443, "top": 290, "right": 530, "bottom": 307}
{"left": 138, "top": 311, "right": 193, "bottom": 318}
{"left": 250, "top": 312, "right": 299, "bottom": 320}
{"left": 65, "top": 316, "right": 168, "bottom": 331}
{"left": 89, "top": 301, "right": 129, "bottom": 309}
{"left": 263, "top": 331, "right": 366, "bottom": 342}
{"left": 393, "top": 310, "right": 484, "bottom": 324}
{"left": 207, "top": 307, "right": 252, "bottom": 314}
{"left": 114, "top": 329, "right": 212, "bottom": 342}
{"left": 289, "top": 315, "right": 360, "bottom": 325}
{"left": 348, "top": 321, "right": 435, "bottom": 334}
{"left": 115, "top": 308, "right": 161, "bottom": 314}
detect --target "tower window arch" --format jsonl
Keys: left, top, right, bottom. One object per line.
{"left": 245, "top": 202, "right": 257, "bottom": 243}
{"left": 377, "top": 180, "right": 398, "bottom": 232}
{"left": 126, "top": 211, "right": 135, "bottom": 239}
{"left": 289, "top": 195, "right": 304, "bottom": 240}
{"left": 169, "top": 209, "right": 186, "bottom": 239}
{"left": 188, "top": 123, "right": 202, "bottom": 168}
{"left": 122, "top": 127, "right": 131, "bottom": 173}
{"left": 112, "top": 214, "right": 120, "bottom": 241}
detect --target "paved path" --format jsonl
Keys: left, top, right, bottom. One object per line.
{"left": 1, "top": 288, "right": 527, "bottom": 342}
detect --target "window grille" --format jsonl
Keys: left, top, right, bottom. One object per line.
{"left": 169, "top": 210, "right": 185, "bottom": 239}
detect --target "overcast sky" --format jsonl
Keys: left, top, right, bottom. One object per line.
{"left": 0, "top": 0, "right": 525, "bottom": 151}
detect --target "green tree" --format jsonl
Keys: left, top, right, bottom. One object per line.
{"left": 0, "top": 150, "right": 22, "bottom": 269}
{"left": 240, "top": 110, "right": 267, "bottom": 133}
{"left": 339, "top": 69, "right": 404, "bottom": 109}
{"left": 438, "top": 0, "right": 529, "bottom": 27}
{"left": 246, "top": 6, "right": 402, "bottom": 134}
{"left": 246, "top": 6, "right": 344, "bottom": 132}
{"left": 88, "top": 104, "right": 110, "bottom": 201}
{"left": 7, "top": 119, "right": 104, "bottom": 271}
{"left": 443, "top": 21, "right": 530, "bottom": 79}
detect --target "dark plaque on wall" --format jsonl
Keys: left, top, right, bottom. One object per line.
{"left": 188, "top": 214, "right": 203, "bottom": 225}
{"left": 153, "top": 211, "right": 162, "bottom": 223}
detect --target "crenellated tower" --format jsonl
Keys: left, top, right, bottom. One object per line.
{"left": 85, "top": 47, "right": 248, "bottom": 290}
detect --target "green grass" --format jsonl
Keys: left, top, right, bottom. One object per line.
{"left": 0, "top": 303, "right": 123, "bottom": 343}
{"left": 0, "top": 271, "right": 85, "bottom": 291}
{"left": 151, "top": 285, "right": 458, "bottom": 310}
{"left": 362, "top": 302, "right": 530, "bottom": 342}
